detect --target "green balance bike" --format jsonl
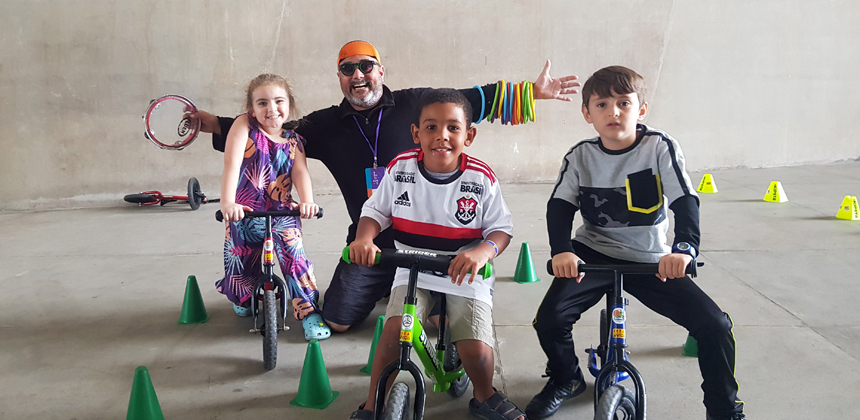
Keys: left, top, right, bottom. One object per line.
{"left": 342, "top": 247, "right": 492, "bottom": 420}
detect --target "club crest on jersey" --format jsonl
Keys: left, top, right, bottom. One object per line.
{"left": 456, "top": 195, "right": 478, "bottom": 225}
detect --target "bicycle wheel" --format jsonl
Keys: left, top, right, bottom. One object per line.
{"left": 262, "top": 289, "right": 278, "bottom": 370}
{"left": 382, "top": 382, "right": 411, "bottom": 420}
{"left": 593, "top": 385, "right": 636, "bottom": 420}
{"left": 187, "top": 177, "right": 202, "bottom": 210}
{"left": 124, "top": 193, "right": 157, "bottom": 204}
{"left": 443, "top": 328, "right": 471, "bottom": 398}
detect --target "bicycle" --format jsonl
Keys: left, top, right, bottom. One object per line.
{"left": 342, "top": 247, "right": 492, "bottom": 420}
{"left": 215, "top": 207, "right": 323, "bottom": 370}
{"left": 124, "top": 177, "right": 218, "bottom": 210}
{"left": 545, "top": 259, "right": 702, "bottom": 420}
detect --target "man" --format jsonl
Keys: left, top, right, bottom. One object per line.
{"left": 192, "top": 40, "right": 579, "bottom": 332}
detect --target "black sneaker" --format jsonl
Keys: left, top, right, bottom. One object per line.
{"left": 525, "top": 371, "right": 587, "bottom": 419}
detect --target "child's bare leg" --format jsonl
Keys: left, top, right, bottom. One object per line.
{"left": 366, "top": 316, "right": 402, "bottom": 409}
{"left": 456, "top": 339, "right": 495, "bottom": 401}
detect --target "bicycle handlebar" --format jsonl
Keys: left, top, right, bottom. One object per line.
{"left": 341, "top": 246, "right": 493, "bottom": 280}
{"left": 215, "top": 208, "right": 323, "bottom": 222}
{"left": 546, "top": 260, "right": 703, "bottom": 278}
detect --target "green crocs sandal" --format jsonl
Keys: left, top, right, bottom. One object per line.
{"left": 302, "top": 313, "right": 331, "bottom": 341}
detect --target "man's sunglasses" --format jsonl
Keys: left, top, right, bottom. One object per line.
{"left": 338, "top": 60, "right": 379, "bottom": 77}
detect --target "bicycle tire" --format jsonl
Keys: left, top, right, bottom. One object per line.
{"left": 383, "top": 382, "right": 411, "bottom": 420}
{"left": 593, "top": 385, "right": 636, "bottom": 420}
{"left": 124, "top": 193, "right": 157, "bottom": 204}
{"left": 187, "top": 177, "right": 202, "bottom": 210}
{"left": 443, "top": 328, "right": 471, "bottom": 398}
{"left": 262, "top": 289, "right": 278, "bottom": 370}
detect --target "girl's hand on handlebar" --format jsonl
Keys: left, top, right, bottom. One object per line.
{"left": 348, "top": 240, "right": 380, "bottom": 267}
{"left": 449, "top": 247, "right": 493, "bottom": 286}
{"left": 221, "top": 202, "right": 252, "bottom": 222}
{"left": 298, "top": 202, "right": 319, "bottom": 219}
{"left": 657, "top": 253, "right": 693, "bottom": 282}
{"left": 552, "top": 252, "right": 585, "bottom": 282}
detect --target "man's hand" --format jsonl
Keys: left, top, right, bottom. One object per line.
{"left": 551, "top": 252, "right": 585, "bottom": 282}
{"left": 656, "top": 253, "right": 693, "bottom": 282}
{"left": 348, "top": 240, "right": 380, "bottom": 267}
{"left": 186, "top": 110, "right": 221, "bottom": 135}
{"left": 533, "top": 59, "right": 581, "bottom": 102}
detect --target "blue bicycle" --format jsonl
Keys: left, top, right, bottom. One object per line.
{"left": 546, "top": 260, "right": 702, "bottom": 420}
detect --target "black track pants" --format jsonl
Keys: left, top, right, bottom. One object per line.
{"left": 532, "top": 243, "right": 744, "bottom": 417}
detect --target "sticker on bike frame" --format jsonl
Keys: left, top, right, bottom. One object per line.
{"left": 264, "top": 239, "right": 275, "bottom": 264}
{"left": 611, "top": 308, "right": 626, "bottom": 324}
{"left": 400, "top": 331, "right": 412, "bottom": 342}
{"left": 612, "top": 328, "right": 626, "bottom": 339}
{"left": 401, "top": 314, "right": 414, "bottom": 330}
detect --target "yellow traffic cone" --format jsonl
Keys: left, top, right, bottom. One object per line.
{"left": 836, "top": 196, "right": 860, "bottom": 220}
{"left": 763, "top": 181, "right": 788, "bottom": 203}
{"left": 697, "top": 174, "right": 718, "bottom": 193}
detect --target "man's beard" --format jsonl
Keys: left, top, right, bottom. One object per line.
{"left": 346, "top": 83, "right": 383, "bottom": 109}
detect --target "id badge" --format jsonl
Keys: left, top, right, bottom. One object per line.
{"left": 365, "top": 167, "right": 385, "bottom": 197}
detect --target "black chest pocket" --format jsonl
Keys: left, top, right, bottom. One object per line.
{"left": 625, "top": 169, "right": 663, "bottom": 214}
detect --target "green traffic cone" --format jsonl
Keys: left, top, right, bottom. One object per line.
{"left": 178, "top": 275, "right": 209, "bottom": 324}
{"left": 126, "top": 366, "right": 165, "bottom": 420}
{"left": 682, "top": 334, "right": 698, "bottom": 357}
{"left": 289, "top": 340, "right": 339, "bottom": 409}
{"left": 360, "top": 315, "right": 385, "bottom": 375}
{"left": 513, "top": 242, "right": 540, "bottom": 283}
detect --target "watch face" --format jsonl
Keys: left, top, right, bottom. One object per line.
{"left": 677, "top": 243, "right": 690, "bottom": 251}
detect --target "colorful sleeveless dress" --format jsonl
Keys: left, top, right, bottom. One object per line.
{"left": 215, "top": 114, "right": 320, "bottom": 320}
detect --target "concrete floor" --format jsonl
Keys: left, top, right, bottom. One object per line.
{"left": 2, "top": 162, "right": 859, "bottom": 419}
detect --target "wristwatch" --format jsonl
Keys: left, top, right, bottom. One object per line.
{"left": 672, "top": 242, "right": 697, "bottom": 259}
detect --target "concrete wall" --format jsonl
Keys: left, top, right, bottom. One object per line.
{"left": 1, "top": 0, "right": 858, "bottom": 210}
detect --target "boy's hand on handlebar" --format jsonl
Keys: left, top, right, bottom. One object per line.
{"left": 552, "top": 252, "right": 585, "bottom": 282}
{"left": 657, "top": 253, "right": 693, "bottom": 282}
{"left": 348, "top": 240, "right": 380, "bottom": 267}
{"left": 220, "top": 203, "right": 252, "bottom": 222}
{"left": 297, "top": 202, "right": 319, "bottom": 219}
{"left": 449, "top": 247, "right": 493, "bottom": 286}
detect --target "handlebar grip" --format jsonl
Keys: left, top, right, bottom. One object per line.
{"left": 545, "top": 259, "right": 703, "bottom": 278}
{"left": 342, "top": 246, "right": 493, "bottom": 280}
{"left": 216, "top": 207, "right": 323, "bottom": 222}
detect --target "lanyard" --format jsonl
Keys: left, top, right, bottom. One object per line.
{"left": 353, "top": 109, "right": 383, "bottom": 168}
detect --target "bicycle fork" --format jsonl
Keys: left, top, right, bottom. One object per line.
{"left": 593, "top": 271, "right": 646, "bottom": 420}
{"left": 250, "top": 215, "right": 289, "bottom": 333}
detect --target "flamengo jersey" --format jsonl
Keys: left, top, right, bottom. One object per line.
{"left": 361, "top": 149, "right": 513, "bottom": 306}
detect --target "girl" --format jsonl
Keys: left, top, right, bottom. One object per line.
{"left": 217, "top": 73, "right": 330, "bottom": 341}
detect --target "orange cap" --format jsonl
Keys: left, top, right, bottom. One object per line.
{"left": 337, "top": 40, "right": 381, "bottom": 65}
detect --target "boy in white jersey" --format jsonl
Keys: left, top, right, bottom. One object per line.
{"left": 526, "top": 67, "right": 746, "bottom": 420}
{"left": 348, "top": 89, "right": 523, "bottom": 420}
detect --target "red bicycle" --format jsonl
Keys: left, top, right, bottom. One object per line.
{"left": 123, "top": 177, "right": 219, "bottom": 210}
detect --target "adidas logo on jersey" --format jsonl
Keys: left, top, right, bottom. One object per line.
{"left": 394, "top": 191, "right": 412, "bottom": 207}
